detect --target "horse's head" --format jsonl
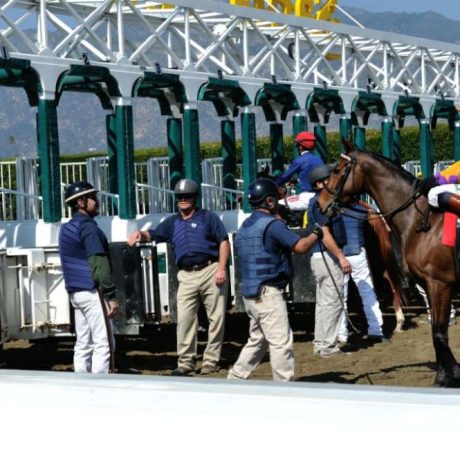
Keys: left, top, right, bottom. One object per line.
{"left": 317, "top": 140, "right": 365, "bottom": 215}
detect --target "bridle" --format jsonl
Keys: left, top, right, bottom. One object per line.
{"left": 323, "top": 150, "right": 358, "bottom": 216}
{"left": 324, "top": 150, "right": 427, "bottom": 225}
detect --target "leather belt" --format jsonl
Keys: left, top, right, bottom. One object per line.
{"left": 180, "top": 260, "right": 215, "bottom": 272}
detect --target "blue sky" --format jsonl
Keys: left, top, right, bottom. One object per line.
{"left": 343, "top": 0, "right": 460, "bottom": 21}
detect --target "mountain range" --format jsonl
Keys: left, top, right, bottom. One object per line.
{"left": 1, "top": 4, "right": 459, "bottom": 158}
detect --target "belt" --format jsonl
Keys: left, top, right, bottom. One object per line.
{"left": 180, "top": 260, "right": 215, "bottom": 272}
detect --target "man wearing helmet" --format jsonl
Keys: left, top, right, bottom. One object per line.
{"left": 307, "top": 165, "right": 352, "bottom": 357}
{"left": 276, "top": 130, "right": 325, "bottom": 211}
{"left": 59, "top": 181, "right": 119, "bottom": 373}
{"left": 228, "top": 178, "right": 333, "bottom": 381}
{"left": 128, "top": 179, "right": 229, "bottom": 377}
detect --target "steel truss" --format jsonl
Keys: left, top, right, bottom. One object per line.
{"left": 0, "top": 0, "right": 458, "bottom": 104}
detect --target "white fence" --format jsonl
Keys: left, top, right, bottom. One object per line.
{"left": 1, "top": 156, "right": 452, "bottom": 221}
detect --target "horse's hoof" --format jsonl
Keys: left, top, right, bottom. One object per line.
{"left": 394, "top": 321, "right": 404, "bottom": 333}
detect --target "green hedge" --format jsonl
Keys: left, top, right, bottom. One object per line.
{"left": 60, "top": 123, "right": 455, "bottom": 164}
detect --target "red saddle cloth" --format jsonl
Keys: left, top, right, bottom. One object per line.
{"left": 442, "top": 212, "right": 458, "bottom": 247}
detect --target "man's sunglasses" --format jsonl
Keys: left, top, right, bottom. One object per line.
{"left": 176, "top": 194, "right": 195, "bottom": 201}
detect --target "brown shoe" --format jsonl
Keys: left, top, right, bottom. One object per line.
{"left": 171, "top": 367, "right": 195, "bottom": 377}
{"left": 201, "top": 364, "right": 220, "bottom": 375}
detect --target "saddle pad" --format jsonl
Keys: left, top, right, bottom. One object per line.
{"left": 442, "top": 212, "right": 457, "bottom": 247}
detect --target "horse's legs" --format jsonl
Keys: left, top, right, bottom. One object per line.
{"left": 383, "top": 270, "right": 404, "bottom": 332}
{"left": 426, "top": 281, "right": 459, "bottom": 387}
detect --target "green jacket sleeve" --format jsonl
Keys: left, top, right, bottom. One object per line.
{"left": 88, "top": 254, "right": 118, "bottom": 300}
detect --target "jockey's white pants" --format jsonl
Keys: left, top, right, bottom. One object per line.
{"left": 280, "top": 191, "right": 316, "bottom": 211}
{"left": 428, "top": 184, "right": 460, "bottom": 207}
{"left": 339, "top": 247, "right": 383, "bottom": 340}
{"left": 70, "top": 289, "right": 114, "bottom": 373}
{"left": 415, "top": 283, "right": 456, "bottom": 321}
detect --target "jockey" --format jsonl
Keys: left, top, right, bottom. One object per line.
{"left": 277, "top": 131, "right": 325, "bottom": 211}
{"left": 418, "top": 161, "right": 460, "bottom": 215}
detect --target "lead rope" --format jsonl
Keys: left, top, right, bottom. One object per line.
{"left": 318, "top": 242, "right": 361, "bottom": 335}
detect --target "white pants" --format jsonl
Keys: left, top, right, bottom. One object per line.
{"left": 428, "top": 184, "right": 460, "bottom": 207}
{"left": 415, "top": 283, "right": 455, "bottom": 320}
{"left": 228, "top": 286, "right": 294, "bottom": 382}
{"left": 280, "top": 191, "right": 316, "bottom": 211}
{"left": 339, "top": 248, "right": 383, "bottom": 339}
{"left": 70, "top": 289, "right": 114, "bottom": 373}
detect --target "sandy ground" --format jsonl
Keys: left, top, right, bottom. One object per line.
{"left": 1, "top": 302, "right": 459, "bottom": 388}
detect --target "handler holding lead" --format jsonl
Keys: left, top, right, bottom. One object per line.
{"left": 228, "top": 178, "right": 327, "bottom": 381}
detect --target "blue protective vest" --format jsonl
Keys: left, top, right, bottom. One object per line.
{"left": 59, "top": 219, "right": 96, "bottom": 293}
{"left": 342, "top": 208, "right": 365, "bottom": 256}
{"left": 235, "top": 213, "right": 291, "bottom": 299}
{"left": 307, "top": 197, "right": 347, "bottom": 254}
{"left": 172, "top": 210, "right": 219, "bottom": 264}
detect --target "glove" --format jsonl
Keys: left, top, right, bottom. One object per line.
{"left": 312, "top": 224, "right": 324, "bottom": 241}
{"left": 417, "top": 176, "right": 438, "bottom": 195}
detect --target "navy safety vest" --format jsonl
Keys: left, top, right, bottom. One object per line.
{"left": 342, "top": 207, "right": 365, "bottom": 256}
{"left": 59, "top": 219, "right": 97, "bottom": 293}
{"left": 172, "top": 210, "right": 219, "bottom": 264}
{"left": 235, "top": 213, "right": 291, "bottom": 299}
{"left": 307, "top": 196, "right": 347, "bottom": 254}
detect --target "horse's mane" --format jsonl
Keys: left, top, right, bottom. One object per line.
{"left": 359, "top": 151, "right": 417, "bottom": 185}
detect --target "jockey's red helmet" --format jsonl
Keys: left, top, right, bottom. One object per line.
{"left": 295, "top": 131, "right": 316, "bottom": 150}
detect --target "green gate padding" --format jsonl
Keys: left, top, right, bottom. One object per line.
{"left": 381, "top": 119, "right": 393, "bottom": 160}
{"left": 354, "top": 126, "right": 366, "bottom": 150}
{"left": 37, "top": 99, "right": 61, "bottom": 223}
{"left": 292, "top": 114, "right": 308, "bottom": 159}
{"left": 106, "top": 113, "right": 118, "bottom": 194}
{"left": 393, "top": 128, "right": 402, "bottom": 165}
{"left": 115, "top": 105, "right": 136, "bottom": 219}
{"left": 314, "top": 125, "right": 327, "bottom": 162}
{"left": 221, "top": 119, "right": 237, "bottom": 208}
{"left": 454, "top": 123, "right": 460, "bottom": 162}
{"left": 339, "top": 117, "right": 352, "bottom": 142}
{"left": 270, "top": 123, "right": 284, "bottom": 178}
{"left": 241, "top": 111, "right": 257, "bottom": 212}
{"left": 419, "top": 121, "right": 433, "bottom": 178}
{"left": 183, "top": 107, "right": 202, "bottom": 186}
{"left": 167, "top": 117, "right": 183, "bottom": 190}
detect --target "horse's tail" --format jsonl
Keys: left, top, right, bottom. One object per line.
{"left": 358, "top": 201, "right": 409, "bottom": 306}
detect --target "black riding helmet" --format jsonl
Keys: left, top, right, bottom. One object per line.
{"left": 247, "top": 178, "right": 279, "bottom": 207}
{"left": 64, "top": 181, "right": 98, "bottom": 205}
{"left": 174, "top": 178, "right": 199, "bottom": 196}
{"left": 308, "top": 164, "right": 332, "bottom": 188}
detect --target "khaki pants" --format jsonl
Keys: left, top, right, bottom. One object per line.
{"left": 311, "top": 252, "right": 344, "bottom": 356}
{"left": 228, "top": 286, "right": 294, "bottom": 382}
{"left": 176, "top": 262, "right": 227, "bottom": 370}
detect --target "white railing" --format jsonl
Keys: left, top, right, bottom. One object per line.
{"left": 201, "top": 183, "right": 243, "bottom": 212}
{"left": 8, "top": 155, "right": 456, "bottom": 221}
{"left": 136, "top": 183, "right": 175, "bottom": 214}
{"left": 0, "top": 188, "right": 42, "bottom": 221}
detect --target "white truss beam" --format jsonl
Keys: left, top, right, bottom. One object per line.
{"left": 0, "top": 0, "right": 458, "bottom": 101}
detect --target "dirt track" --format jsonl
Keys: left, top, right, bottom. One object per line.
{"left": 1, "top": 302, "right": 459, "bottom": 388}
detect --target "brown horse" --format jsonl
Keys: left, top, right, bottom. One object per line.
{"left": 318, "top": 140, "right": 459, "bottom": 387}
{"left": 360, "top": 201, "right": 406, "bottom": 331}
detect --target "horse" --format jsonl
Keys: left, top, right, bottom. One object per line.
{"left": 360, "top": 201, "right": 407, "bottom": 332}
{"left": 317, "top": 140, "right": 459, "bottom": 387}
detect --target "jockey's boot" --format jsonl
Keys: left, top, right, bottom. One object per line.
{"left": 438, "top": 192, "right": 460, "bottom": 217}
